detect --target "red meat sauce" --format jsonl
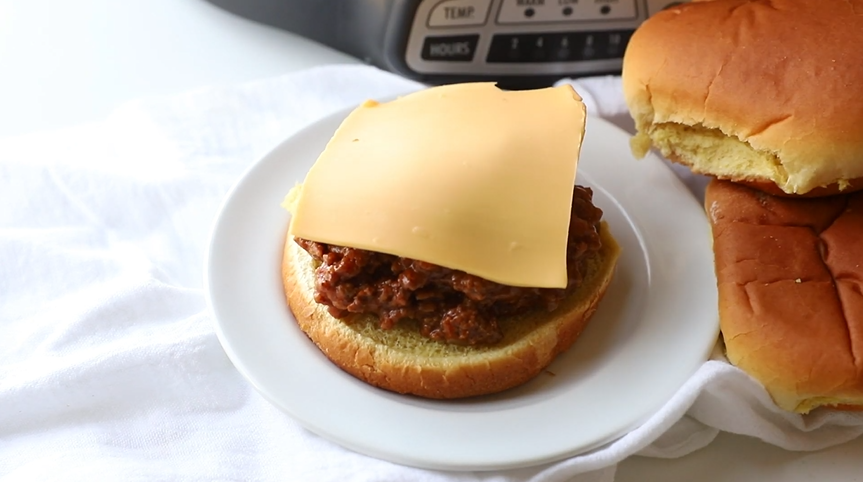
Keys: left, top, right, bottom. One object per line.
{"left": 295, "top": 185, "right": 603, "bottom": 346}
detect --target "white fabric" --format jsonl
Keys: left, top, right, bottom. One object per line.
{"left": 1, "top": 64, "right": 861, "bottom": 481}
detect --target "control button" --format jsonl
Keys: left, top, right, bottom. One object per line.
{"left": 487, "top": 30, "right": 635, "bottom": 63}
{"left": 428, "top": 0, "right": 492, "bottom": 27}
{"left": 421, "top": 35, "right": 480, "bottom": 61}
{"left": 530, "top": 35, "right": 549, "bottom": 61}
{"left": 591, "top": 0, "right": 636, "bottom": 19}
{"left": 554, "top": 34, "right": 575, "bottom": 61}
{"left": 603, "top": 30, "right": 631, "bottom": 57}
{"left": 487, "top": 34, "right": 525, "bottom": 63}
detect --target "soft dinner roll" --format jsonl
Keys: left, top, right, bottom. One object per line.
{"left": 623, "top": 0, "right": 863, "bottom": 196}
{"left": 705, "top": 179, "right": 863, "bottom": 413}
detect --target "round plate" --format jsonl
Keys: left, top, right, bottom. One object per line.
{"left": 205, "top": 107, "right": 719, "bottom": 471}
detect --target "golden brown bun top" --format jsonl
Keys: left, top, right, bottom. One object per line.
{"left": 706, "top": 179, "right": 863, "bottom": 413}
{"left": 623, "top": 0, "right": 863, "bottom": 195}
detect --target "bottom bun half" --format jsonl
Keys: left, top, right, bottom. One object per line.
{"left": 281, "top": 222, "right": 621, "bottom": 399}
{"left": 632, "top": 123, "right": 863, "bottom": 198}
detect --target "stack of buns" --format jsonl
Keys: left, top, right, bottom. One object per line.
{"left": 622, "top": 0, "right": 863, "bottom": 413}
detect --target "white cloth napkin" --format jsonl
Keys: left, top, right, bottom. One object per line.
{"left": 1, "top": 64, "right": 862, "bottom": 482}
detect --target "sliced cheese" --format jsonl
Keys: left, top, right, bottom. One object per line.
{"left": 287, "top": 82, "right": 587, "bottom": 288}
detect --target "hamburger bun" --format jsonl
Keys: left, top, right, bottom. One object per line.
{"left": 281, "top": 223, "right": 620, "bottom": 399}
{"left": 705, "top": 179, "right": 863, "bottom": 413}
{"left": 623, "top": 0, "right": 863, "bottom": 196}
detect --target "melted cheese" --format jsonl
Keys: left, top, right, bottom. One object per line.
{"left": 287, "top": 83, "right": 586, "bottom": 288}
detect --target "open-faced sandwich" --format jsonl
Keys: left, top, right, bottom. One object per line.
{"left": 281, "top": 83, "right": 620, "bottom": 399}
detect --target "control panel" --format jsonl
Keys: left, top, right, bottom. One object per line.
{"left": 405, "top": 0, "right": 687, "bottom": 77}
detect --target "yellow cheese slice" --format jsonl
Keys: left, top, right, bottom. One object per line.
{"left": 286, "top": 82, "right": 586, "bottom": 288}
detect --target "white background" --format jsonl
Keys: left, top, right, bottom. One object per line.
{"left": 1, "top": 0, "right": 861, "bottom": 479}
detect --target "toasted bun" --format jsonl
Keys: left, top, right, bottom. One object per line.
{"left": 623, "top": 0, "right": 863, "bottom": 196}
{"left": 705, "top": 179, "right": 863, "bottom": 413}
{"left": 281, "top": 222, "right": 620, "bottom": 399}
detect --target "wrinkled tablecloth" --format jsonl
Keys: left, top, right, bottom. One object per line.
{"left": 2, "top": 64, "right": 862, "bottom": 481}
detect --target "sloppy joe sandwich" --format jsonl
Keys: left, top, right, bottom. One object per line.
{"left": 280, "top": 83, "right": 620, "bottom": 399}
{"left": 622, "top": 0, "right": 863, "bottom": 197}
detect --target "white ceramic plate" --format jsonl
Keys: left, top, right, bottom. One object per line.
{"left": 205, "top": 108, "right": 719, "bottom": 471}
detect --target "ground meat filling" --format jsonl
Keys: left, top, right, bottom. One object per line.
{"left": 295, "top": 186, "right": 604, "bottom": 346}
